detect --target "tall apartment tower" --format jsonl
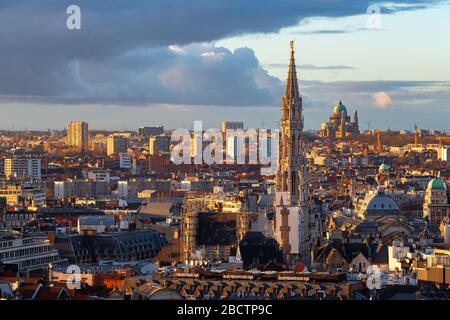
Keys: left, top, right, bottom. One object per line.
{"left": 274, "top": 41, "right": 313, "bottom": 262}
{"left": 149, "top": 135, "right": 170, "bottom": 155}
{"left": 107, "top": 135, "right": 128, "bottom": 156}
{"left": 221, "top": 121, "right": 244, "bottom": 133}
{"left": 67, "top": 121, "right": 88, "bottom": 151}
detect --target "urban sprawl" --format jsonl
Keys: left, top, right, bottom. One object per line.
{"left": 1, "top": 42, "right": 450, "bottom": 301}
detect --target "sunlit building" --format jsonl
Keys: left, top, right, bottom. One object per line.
{"left": 423, "top": 177, "right": 449, "bottom": 224}
{"left": 106, "top": 135, "right": 128, "bottom": 156}
{"left": 4, "top": 158, "right": 41, "bottom": 181}
{"left": 67, "top": 121, "right": 88, "bottom": 151}
{"left": 320, "top": 101, "right": 359, "bottom": 139}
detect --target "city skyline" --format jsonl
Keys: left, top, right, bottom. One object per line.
{"left": 2, "top": 3, "right": 450, "bottom": 303}
{"left": 0, "top": 1, "right": 449, "bottom": 131}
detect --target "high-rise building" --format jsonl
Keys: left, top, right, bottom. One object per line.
{"left": 119, "top": 153, "right": 132, "bottom": 169}
{"left": 67, "top": 121, "right": 88, "bottom": 151}
{"left": 221, "top": 121, "right": 245, "bottom": 162}
{"left": 221, "top": 121, "right": 244, "bottom": 133}
{"left": 149, "top": 135, "right": 170, "bottom": 155}
{"left": 106, "top": 135, "right": 128, "bottom": 156}
{"left": 273, "top": 41, "right": 314, "bottom": 261}
{"left": 4, "top": 158, "right": 41, "bottom": 181}
{"left": 138, "top": 126, "right": 164, "bottom": 137}
{"left": 438, "top": 146, "right": 450, "bottom": 163}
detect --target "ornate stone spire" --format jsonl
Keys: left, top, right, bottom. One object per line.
{"left": 276, "top": 40, "right": 304, "bottom": 204}
{"left": 284, "top": 40, "right": 300, "bottom": 102}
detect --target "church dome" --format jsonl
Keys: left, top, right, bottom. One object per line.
{"left": 333, "top": 101, "right": 347, "bottom": 115}
{"left": 378, "top": 162, "right": 390, "bottom": 173}
{"left": 360, "top": 189, "right": 400, "bottom": 217}
{"left": 427, "top": 178, "right": 446, "bottom": 190}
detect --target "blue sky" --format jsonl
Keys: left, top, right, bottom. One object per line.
{"left": 0, "top": 0, "right": 449, "bottom": 131}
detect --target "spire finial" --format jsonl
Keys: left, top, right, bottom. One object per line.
{"left": 290, "top": 39, "right": 295, "bottom": 52}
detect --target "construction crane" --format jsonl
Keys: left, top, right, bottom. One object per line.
{"left": 259, "top": 118, "right": 268, "bottom": 129}
{"left": 363, "top": 118, "right": 373, "bottom": 131}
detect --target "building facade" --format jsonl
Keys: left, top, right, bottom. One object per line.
{"left": 423, "top": 177, "right": 449, "bottom": 224}
{"left": 4, "top": 158, "right": 41, "bottom": 181}
{"left": 0, "top": 236, "right": 62, "bottom": 272}
{"left": 67, "top": 121, "right": 88, "bottom": 151}
{"left": 106, "top": 135, "right": 128, "bottom": 156}
{"left": 149, "top": 135, "right": 171, "bottom": 155}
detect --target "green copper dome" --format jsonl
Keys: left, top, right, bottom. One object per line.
{"left": 428, "top": 178, "right": 446, "bottom": 190}
{"left": 333, "top": 101, "right": 347, "bottom": 115}
{"left": 378, "top": 162, "right": 390, "bottom": 173}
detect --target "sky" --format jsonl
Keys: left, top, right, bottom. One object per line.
{"left": 0, "top": 0, "right": 449, "bottom": 131}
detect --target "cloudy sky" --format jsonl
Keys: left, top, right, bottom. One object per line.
{"left": 0, "top": 0, "right": 449, "bottom": 131}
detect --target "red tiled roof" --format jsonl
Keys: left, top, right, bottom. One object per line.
{"left": 294, "top": 263, "right": 306, "bottom": 273}
{"left": 34, "top": 287, "right": 69, "bottom": 300}
{"left": 18, "top": 284, "right": 41, "bottom": 299}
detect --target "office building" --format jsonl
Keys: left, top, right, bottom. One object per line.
{"left": 439, "top": 146, "right": 450, "bottom": 163}
{"left": 4, "top": 158, "right": 41, "bottom": 181}
{"left": 119, "top": 153, "right": 132, "bottom": 169}
{"left": 106, "top": 135, "right": 128, "bottom": 156}
{"left": 221, "top": 121, "right": 244, "bottom": 133}
{"left": 0, "top": 236, "right": 62, "bottom": 272}
{"left": 149, "top": 135, "right": 170, "bottom": 155}
{"left": 139, "top": 126, "right": 164, "bottom": 137}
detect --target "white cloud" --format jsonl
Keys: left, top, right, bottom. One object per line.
{"left": 168, "top": 45, "right": 186, "bottom": 55}
{"left": 372, "top": 91, "right": 393, "bottom": 109}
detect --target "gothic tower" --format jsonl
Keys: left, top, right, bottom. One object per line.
{"left": 274, "top": 41, "right": 312, "bottom": 260}
{"left": 276, "top": 40, "right": 303, "bottom": 205}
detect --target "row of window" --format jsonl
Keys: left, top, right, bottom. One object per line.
{"left": 19, "top": 255, "right": 58, "bottom": 269}
{"left": 0, "top": 241, "right": 14, "bottom": 248}
{"left": 0, "top": 245, "right": 52, "bottom": 260}
{"left": 3, "top": 214, "right": 35, "bottom": 220}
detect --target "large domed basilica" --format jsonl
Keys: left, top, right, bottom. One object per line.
{"left": 319, "top": 101, "right": 359, "bottom": 139}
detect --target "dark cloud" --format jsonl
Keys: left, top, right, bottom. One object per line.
{"left": 0, "top": 0, "right": 444, "bottom": 106}
{"left": 0, "top": 44, "right": 284, "bottom": 106}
